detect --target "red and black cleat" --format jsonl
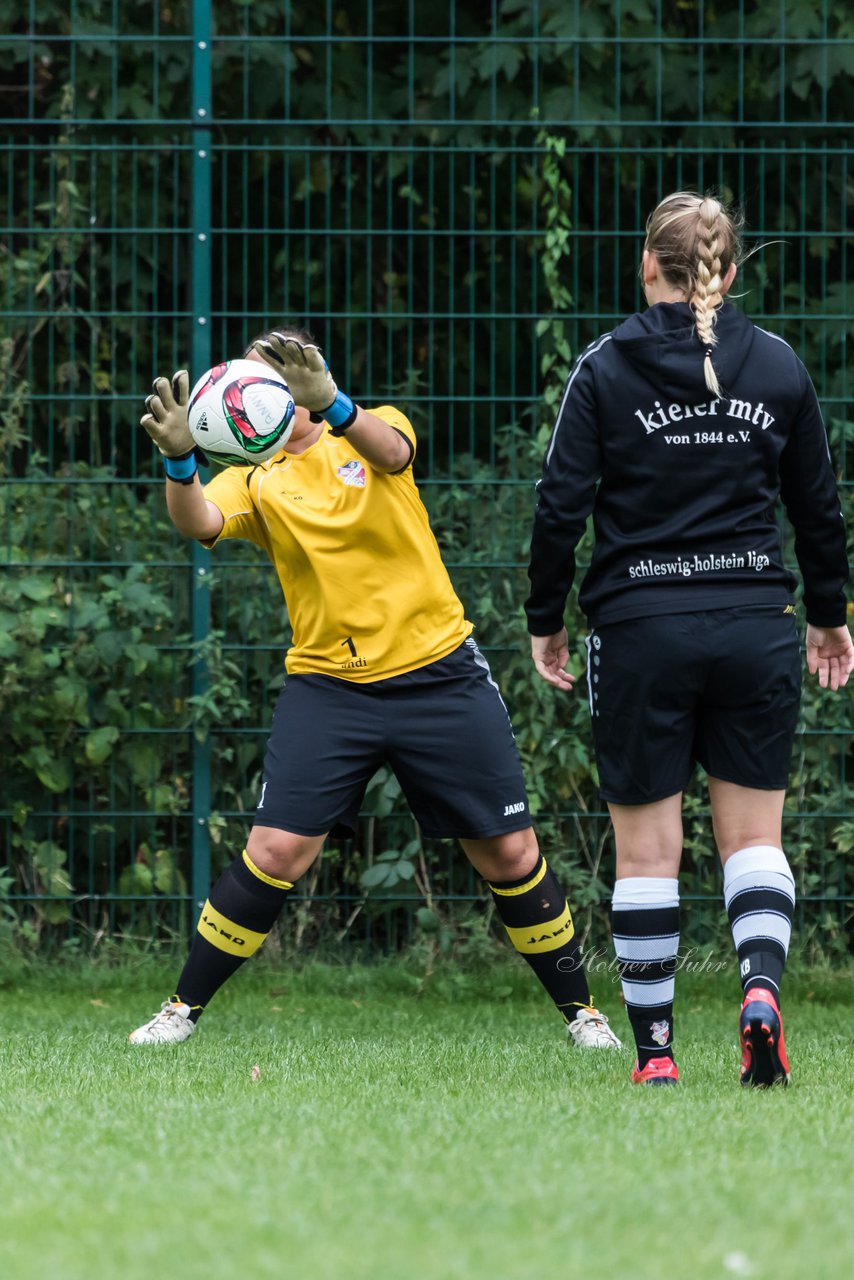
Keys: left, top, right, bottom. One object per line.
{"left": 739, "top": 987, "right": 791, "bottom": 1088}
{"left": 631, "top": 1056, "right": 679, "bottom": 1086}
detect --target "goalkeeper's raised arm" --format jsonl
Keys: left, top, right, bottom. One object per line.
{"left": 140, "top": 369, "right": 224, "bottom": 541}
{"left": 251, "top": 332, "right": 412, "bottom": 474}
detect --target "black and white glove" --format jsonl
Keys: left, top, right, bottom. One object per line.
{"left": 252, "top": 336, "right": 357, "bottom": 434}
{"left": 140, "top": 370, "right": 204, "bottom": 482}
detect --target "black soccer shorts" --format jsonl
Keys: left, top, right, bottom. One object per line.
{"left": 586, "top": 607, "right": 802, "bottom": 805}
{"left": 253, "top": 638, "right": 531, "bottom": 839}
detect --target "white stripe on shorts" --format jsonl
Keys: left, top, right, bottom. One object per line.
{"left": 585, "top": 633, "right": 595, "bottom": 715}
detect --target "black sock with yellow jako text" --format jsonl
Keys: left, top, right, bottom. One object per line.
{"left": 489, "top": 854, "right": 594, "bottom": 1023}
{"left": 173, "top": 849, "right": 293, "bottom": 1020}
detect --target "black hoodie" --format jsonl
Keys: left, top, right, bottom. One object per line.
{"left": 525, "top": 302, "right": 849, "bottom": 632}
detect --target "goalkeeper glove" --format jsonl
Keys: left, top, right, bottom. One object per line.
{"left": 252, "top": 336, "right": 357, "bottom": 433}
{"left": 141, "top": 370, "right": 204, "bottom": 482}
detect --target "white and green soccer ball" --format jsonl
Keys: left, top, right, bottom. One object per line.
{"left": 188, "top": 358, "right": 296, "bottom": 466}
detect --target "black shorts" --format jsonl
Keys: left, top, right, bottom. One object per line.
{"left": 586, "top": 609, "right": 802, "bottom": 805}
{"left": 253, "top": 638, "right": 531, "bottom": 839}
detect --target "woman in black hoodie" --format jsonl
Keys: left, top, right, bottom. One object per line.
{"left": 525, "top": 191, "right": 852, "bottom": 1088}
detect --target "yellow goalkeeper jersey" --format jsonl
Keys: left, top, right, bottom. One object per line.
{"left": 201, "top": 406, "right": 472, "bottom": 681}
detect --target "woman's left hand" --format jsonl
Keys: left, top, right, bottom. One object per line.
{"left": 806, "top": 623, "right": 854, "bottom": 690}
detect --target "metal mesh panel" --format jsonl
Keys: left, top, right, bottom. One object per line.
{"left": 2, "top": 1, "right": 850, "bottom": 951}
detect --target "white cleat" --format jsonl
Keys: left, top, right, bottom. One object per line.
{"left": 128, "top": 1000, "right": 196, "bottom": 1045}
{"left": 567, "top": 1007, "right": 623, "bottom": 1049}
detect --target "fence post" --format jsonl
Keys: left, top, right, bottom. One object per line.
{"left": 190, "top": 0, "right": 212, "bottom": 914}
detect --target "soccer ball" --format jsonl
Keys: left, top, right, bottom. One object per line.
{"left": 187, "top": 358, "right": 296, "bottom": 466}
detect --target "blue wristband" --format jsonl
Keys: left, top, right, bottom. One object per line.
{"left": 324, "top": 390, "right": 358, "bottom": 434}
{"left": 163, "top": 451, "right": 198, "bottom": 482}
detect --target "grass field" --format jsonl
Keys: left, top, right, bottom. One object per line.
{"left": 1, "top": 961, "right": 851, "bottom": 1280}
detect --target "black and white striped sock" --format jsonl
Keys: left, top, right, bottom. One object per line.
{"left": 611, "top": 877, "right": 680, "bottom": 1068}
{"left": 723, "top": 845, "right": 795, "bottom": 1001}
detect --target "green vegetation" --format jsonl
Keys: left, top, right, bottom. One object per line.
{"left": 1, "top": 966, "right": 852, "bottom": 1280}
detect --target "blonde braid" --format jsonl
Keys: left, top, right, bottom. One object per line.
{"left": 643, "top": 191, "right": 741, "bottom": 398}
{"left": 693, "top": 196, "right": 726, "bottom": 397}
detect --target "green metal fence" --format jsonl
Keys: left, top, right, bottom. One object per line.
{"left": 2, "top": 1, "right": 851, "bottom": 954}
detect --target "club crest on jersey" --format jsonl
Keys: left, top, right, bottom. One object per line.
{"left": 650, "top": 1020, "right": 670, "bottom": 1046}
{"left": 337, "top": 459, "right": 366, "bottom": 488}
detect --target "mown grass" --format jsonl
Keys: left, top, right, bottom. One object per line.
{"left": 1, "top": 962, "right": 851, "bottom": 1280}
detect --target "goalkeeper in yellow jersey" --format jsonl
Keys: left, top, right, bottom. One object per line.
{"left": 129, "top": 329, "right": 620, "bottom": 1051}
